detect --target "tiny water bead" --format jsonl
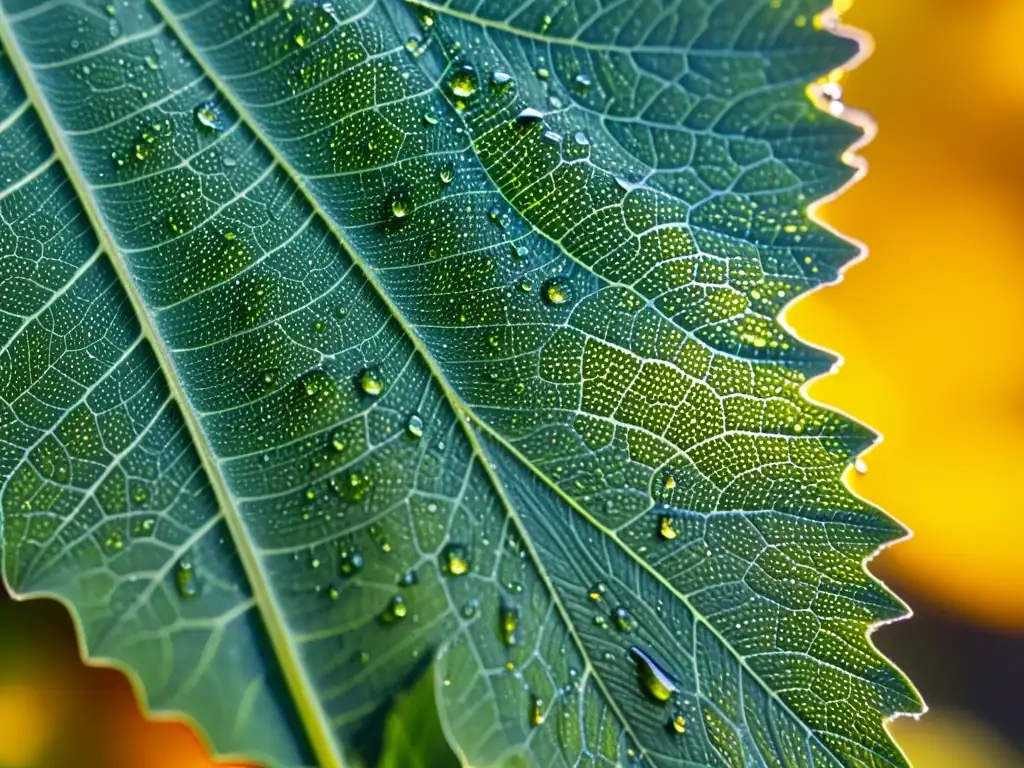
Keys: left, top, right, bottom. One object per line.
{"left": 670, "top": 714, "right": 687, "bottom": 734}
{"left": 574, "top": 72, "right": 592, "bottom": 90}
{"left": 381, "top": 594, "right": 408, "bottom": 622}
{"left": 193, "top": 101, "right": 226, "bottom": 132}
{"left": 339, "top": 550, "right": 364, "bottom": 576}
{"left": 629, "top": 646, "right": 678, "bottom": 702}
{"left": 588, "top": 582, "right": 606, "bottom": 601}
{"left": 357, "top": 367, "right": 383, "bottom": 396}
{"left": 573, "top": 131, "right": 590, "bottom": 147}
{"left": 406, "top": 413, "right": 424, "bottom": 438}
{"left": 541, "top": 278, "right": 571, "bottom": 306}
{"left": 176, "top": 559, "right": 198, "bottom": 598}
{"left": 398, "top": 568, "right": 418, "bottom": 587}
{"left": 444, "top": 544, "right": 469, "bottom": 576}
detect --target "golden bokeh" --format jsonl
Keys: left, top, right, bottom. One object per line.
{"left": 791, "top": 0, "right": 1024, "bottom": 631}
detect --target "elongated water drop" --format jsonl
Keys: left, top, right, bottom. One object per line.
{"left": 575, "top": 73, "right": 593, "bottom": 90}
{"left": 176, "top": 559, "right": 198, "bottom": 598}
{"left": 612, "top": 605, "right": 635, "bottom": 632}
{"left": 500, "top": 604, "right": 519, "bottom": 646}
{"left": 491, "top": 70, "right": 513, "bottom": 87}
{"left": 530, "top": 696, "right": 545, "bottom": 726}
{"left": 515, "top": 107, "right": 544, "bottom": 125}
{"left": 658, "top": 516, "right": 678, "bottom": 540}
{"left": 630, "top": 646, "right": 678, "bottom": 702}
{"left": 670, "top": 713, "right": 686, "bottom": 734}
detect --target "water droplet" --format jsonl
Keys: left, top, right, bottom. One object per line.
{"left": 541, "top": 130, "right": 562, "bottom": 145}
{"left": 406, "top": 413, "right": 424, "bottom": 438}
{"left": 449, "top": 65, "right": 478, "bottom": 98}
{"left": 328, "top": 586, "right": 340, "bottom": 600}
{"left": 536, "top": 66, "right": 550, "bottom": 80}
{"left": 491, "top": 70, "right": 513, "bottom": 87}
{"left": 359, "top": 651, "right": 371, "bottom": 664}
{"left": 381, "top": 594, "right": 408, "bottom": 622}
{"left": 176, "top": 559, "right": 198, "bottom": 598}
{"left": 461, "top": 598, "right": 479, "bottom": 619}
{"left": 588, "top": 582, "right": 606, "bottom": 601}
{"left": 519, "top": 279, "right": 533, "bottom": 293}
{"left": 574, "top": 73, "right": 592, "bottom": 90}
{"left": 339, "top": 550, "right": 364, "bottom": 576}
{"left": 541, "top": 278, "right": 571, "bottom": 306}
{"left": 630, "top": 646, "right": 678, "bottom": 702}
{"left": 439, "top": 165, "right": 455, "bottom": 185}
{"left": 658, "top": 516, "right": 678, "bottom": 541}
{"left": 194, "top": 101, "right": 226, "bottom": 132}
{"left": 398, "top": 569, "right": 418, "bottom": 587}
{"left": 331, "top": 434, "right": 346, "bottom": 452}
{"left": 612, "top": 605, "right": 635, "bottom": 632}
{"left": 444, "top": 544, "right": 469, "bottom": 576}
{"left": 670, "top": 713, "right": 687, "bottom": 734}
{"left": 423, "top": 113, "right": 439, "bottom": 126}
{"left": 515, "top": 107, "right": 544, "bottom": 126}
{"left": 573, "top": 131, "right": 590, "bottom": 147}
{"left": 530, "top": 696, "right": 545, "bottom": 726}
{"left": 104, "top": 532, "right": 124, "bottom": 551}
{"left": 854, "top": 457, "right": 868, "bottom": 474}
{"left": 358, "top": 367, "right": 383, "bottom": 396}
{"left": 500, "top": 604, "right": 519, "bottom": 646}
{"left": 391, "top": 196, "right": 410, "bottom": 219}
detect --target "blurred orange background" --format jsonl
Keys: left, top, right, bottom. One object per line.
{"left": 2, "top": 0, "right": 1023, "bottom": 766}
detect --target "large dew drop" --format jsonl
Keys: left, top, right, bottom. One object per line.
{"left": 449, "top": 65, "right": 478, "bottom": 98}
{"left": 515, "top": 107, "right": 544, "bottom": 126}
{"left": 630, "top": 646, "right": 678, "bottom": 702}
{"left": 357, "top": 367, "right": 383, "bottom": 396}
{"left": 194, "top": 101, "right": 226, "bottom": 132}
{"left": 541, "top": 278, "right": 571, "bottom": 306}
{"left": 444, "top": 543, "right": 469, "bottom": 576}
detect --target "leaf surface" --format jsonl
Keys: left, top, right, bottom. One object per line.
{"left": 0, "top": 1, "right": 921, "bottom": 766}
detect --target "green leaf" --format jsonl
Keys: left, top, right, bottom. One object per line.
{"left": 378, "top": 665, "right": 460, "bottom": 768}
{"left": 0, "top": 1, "right": 922, "bottom": 767}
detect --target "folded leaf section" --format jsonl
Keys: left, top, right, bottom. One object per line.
{"left": 0, "top": 32, "right": 311, "bottom": 768}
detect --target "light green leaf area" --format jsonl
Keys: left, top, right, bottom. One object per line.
{"left": 0, "top": 0, "right": 922, "bottom": 767}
